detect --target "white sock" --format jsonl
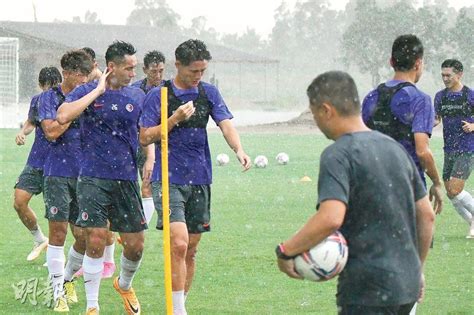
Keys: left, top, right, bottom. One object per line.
{"left": 119, "top": 253, "right": 141, "bottom": 290}
{"left": 456, "top": 190, "right": 474, "bottom": 214}
{"left": 142, "top": 197, "right": 155, "bottom": 225}
{"left": 31, "top": 226, "right": 47, "bottom": 243}
{"left": 64, "top": 246, "right": 84, "bottom": 281}
{"left": 451, "top": 191, "right": 473, "bottom": 224}
{"left": 172, "top": 290, "right": 186, "bottom": 315}
{"left": 409, "top": 302, "right": 417, "bottom": 315}
{"left": 83, "top": 254, "right": 104, "bottom": 309}
{"left": 103, "top": 243, "right": 115, "bottom": 263}
{"left": 47, "top": 244, "right": 65, "bottom": 301}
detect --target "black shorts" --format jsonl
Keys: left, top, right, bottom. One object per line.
{"left": 14, "top": 165, "right": 43, "bottom": 195}
{"left": 43, "top": 176, "right": 79, "bottom": 224}
{"left": 76, "top": 176, "right": 147, "bottom": 233}
{"left": 136, "top": 146, "right": 146, "bottom": 181}
{"left": 337, "top": 302, "right": 416, "bottom": 315}
{"left": 151, "top": 182, "right": 211, "bottom": 234}
{"left": 443, "top": 152, "right": 473, "bottom": 181}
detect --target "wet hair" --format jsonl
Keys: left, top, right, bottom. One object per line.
{"left": 38, "top": 66, "right": 62, "bottom": 88}
{"left": 391, "top": 34, "right": 424, "bottom": 72}
{"left": 441, "top": 59, "right": 463, "bottom": 73}
{"left": 144, "top": 50, "right": 165, "bottom": 68}
{"left": 105, "top": 40, "right": 136, "bottom": 65}
{"left": 81, "top": 47, "right": 96, "bottom": 61}
{"left": 175, "top": 39, "right": 212, "bottom": 66}
{"left": 60, "top": 50, "right": 93, "bottom": 75}
{"left": 307, "top": 71, "right": 361, "bottom": 117}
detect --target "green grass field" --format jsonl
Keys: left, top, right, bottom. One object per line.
{"left": 0, "top": 128, "right": 472, "bottom": 314}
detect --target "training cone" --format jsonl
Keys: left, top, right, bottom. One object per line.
{"left": 300, "top": 176, "right": 312, "bottom": 182}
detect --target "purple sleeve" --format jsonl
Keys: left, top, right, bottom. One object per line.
{"left": 411, "top": 93, "right": 434, "bottom": 134}
{"left": 469, "top": 88, "right": 474, "bottom": 106}
{"left": 37, "top": 91, "right": 57, "bottom": 122}
{"left": 205, "top": 85, "right": 233, "bottom": 124}
{"left": 65, "top": 84, "right": 88, "bottom": 103}
{"left": 27, "top": 96, "right": 38, "bottom": 121}
{"left": 434, "top": 91, "right": 442, "bottom": 115}
{"left": 361, "top": 90, "right": 378, "bottom": 124}
{"left": 140, "top": 88, "right": 161, "bottom": 127}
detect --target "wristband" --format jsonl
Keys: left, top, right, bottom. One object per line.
{"left": 275, "top": 243, "right": 296, "bottom": 260}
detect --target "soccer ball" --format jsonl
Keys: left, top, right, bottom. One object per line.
{"left": 294, "top": 231, "right": 348, "bottom": 282}
{"left": 254, "top": 155, "right": 268, "bottom": 168}
{"left": 276, "top": 152, "right": 289, "bottom": 165}
{"left": 216, "top": 153, "right": 230, "bottom": 166}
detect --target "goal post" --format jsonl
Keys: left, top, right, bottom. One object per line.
{"left": 0, "top": 37, "right": 19, "bottom": 128}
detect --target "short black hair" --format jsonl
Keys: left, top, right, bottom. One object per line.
{"left": 391, "top": 34, "right": 424, "bottom": 72}
{"left": 441, "top": 59, "right": 463, "bottom": 73}
{"left": 144, "top": 50, "right": 165, "bottom": 68}
{"left": 307, "top": 71, "right": 361, "bottom": 117}
{"left": 60, "top": 50, "right": 93, "bottom": 75}
{"left": 175, "top": 39, "right": 212, "bottom": 66}
{"left": 105, "top": 40, "right": 137, "bottom": 65}
{"left": 38, "top": 66, "right": 62, "bottom": 87}
{"left": 81, "top": 47, "right": 96, "bottom": 61}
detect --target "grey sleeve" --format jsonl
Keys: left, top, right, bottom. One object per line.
{"left": 317, "top": 147, "right": 350, "bottom": 208}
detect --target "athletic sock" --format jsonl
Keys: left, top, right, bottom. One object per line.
{"left": 47, "top": 244, "right": 65, "bottom": 301}
{"left": 83, "top": 254, "right": 104, "bottom": 309}
{"left": 409, "top": 302, "right": 417, "bottom": 315}
{"left": 451, "top": 191, "right": 473, "bottom": 223}
{"left": 172, "top": 290, "right": 187, "bottom": 315}
{"left": 31, "top": 226, "right": 47, "bottom": 243}
{"left": 456, "top": 190, "right": 474, "bottom": 215}
{"left": 103, "top": 243, "right": 115, "bottom": 263}
{"left": 64, "top": 246, "right": 84, "bottom": 281}
{"left": 118, "top": 253, "right": 142, "bottom": 290}
{"left": 142, "top": 197, "right": 155, "bottom": 225}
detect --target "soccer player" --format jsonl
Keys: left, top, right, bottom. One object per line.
{"left": 276, "top": 71, "right": 435, "bottom": 315}
{"left": 38, "top": 50, "right": 93, "bottom": 312}
{"left": 362, "top": 34, "right": 443, "bottom": 215}
{"left": 79, "top": 46, "right": 117, "bottom": 279}
{"left": 434, "top": 59, "right": 474, "bottom": 238}
{"left": 13, "top": 66, "right": 61, "bottom": 261}
{"left": 140, "top": 39, "right": 251, "bottom": 315}
{"left": 131, "top": 50, "right": 165, "bottom": 225}
{"left": 57, "top": 40, "right": 146, "bottom": 315}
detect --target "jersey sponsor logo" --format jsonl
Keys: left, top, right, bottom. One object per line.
{"left": 126, "top": 104, "right": 134, "bottom": 112}
{"left": 111, "top": 104, "right": 118, "bottom": 111}
{"left": 81, "top": 212, "right": 89, "bottom": 221}
{"left": 50, "top": 206, "right": 58, "bottom": 215}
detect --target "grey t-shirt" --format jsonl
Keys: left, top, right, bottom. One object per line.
{"left": 317, "top": 131, "right": 426, "bottom": 306}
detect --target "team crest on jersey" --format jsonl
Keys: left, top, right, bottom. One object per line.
{"left": 50, "top": 206, "right": 58, "bottom": 215}
{"left": 126, "top": 104, "right": 134, "bottom": 112}
{"left": 81, "top": 212, "right": 89, "bottom": 221}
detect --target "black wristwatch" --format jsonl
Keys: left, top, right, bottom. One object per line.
{"left": 275, "top": 243, "right": 296, "bottom": 260}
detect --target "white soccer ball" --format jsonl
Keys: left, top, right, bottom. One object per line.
{"left": 216, "top": 153, "right": 230, "bottom": 166}
{"left": 276, "top": 152, "right": 289, "bottom": 165}
{"left": 254, "top": 155, "right": 268, "bottom": 168}
{"left": 294, "top": 231, "right": 348, "bottom": 282}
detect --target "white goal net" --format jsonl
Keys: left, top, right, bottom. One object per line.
{"left": 0, "top": 37, "right": 19, "bottom": 128}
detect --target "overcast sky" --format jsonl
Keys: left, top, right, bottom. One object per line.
{"left": 2, "top": 0, "right": 471, "bottom": 37}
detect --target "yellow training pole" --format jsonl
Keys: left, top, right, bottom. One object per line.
{"left": 160, "top": 87, "right": 173, "bottom": 314}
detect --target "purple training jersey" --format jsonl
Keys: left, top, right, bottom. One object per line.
{"left": 362, "top": 80, "right": 434, "bottom": 181}
{"left": 131, "top": 78, "right": 163, "bottom": 95}
{"left": 38, "top": 86, "right": 81, "bottom": 178}
{"left": 140, "top": 80, "right": 233, "bottom": 185}
{"left": 434, "top": 87, "right": 474, "bottom": 153}
{"left": 66, "top": 81, "right": 146, "bottom": 181}
{"left": 26, "top": 93, "right": 50, "bottom": 169}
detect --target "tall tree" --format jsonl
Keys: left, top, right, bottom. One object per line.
{"left": 126, "top": 0, "right": 180, "bottom": 30}
{"left": 450, "top": 7, "right": 474, "bottom": 84}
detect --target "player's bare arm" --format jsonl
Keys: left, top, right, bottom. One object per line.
{"left": 15, "top": 120, "right": 35, "bottom": 145}
{"left": 142, "top": 143, "right": 155, "bottom": 182}
{"left": 218, "top": 119, "right": 251, "bottom": 171}
{"left": 139, "top": 101, "right": 195, "bottom": 146}
{"left": 41, "top": 119, "right": 72, "bottom": 141}
{"left": 414, "top": 133, "right": 443, "bottom": 214}
{"left": 56, "top": 69, "right": 110, "bottom": 124}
